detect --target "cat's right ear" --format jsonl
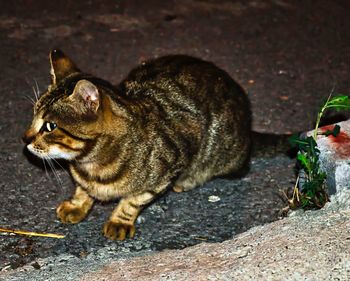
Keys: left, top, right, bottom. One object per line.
{"left": 49, "top": 49, "right": 80, "bottom": 85}
{"left": 70, "top": 79, "right": 100, "bottom": 114}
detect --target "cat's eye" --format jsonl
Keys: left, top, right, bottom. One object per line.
{"left": 43, "top": 122, "right": 57, "bottom": 132}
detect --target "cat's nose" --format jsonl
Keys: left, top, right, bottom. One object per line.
{"left": 22, "top": 130, "right": 35, "bottom": 144}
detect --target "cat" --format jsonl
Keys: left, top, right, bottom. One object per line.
{"left": 22, "top": 49, "right": 252, "bottom": 240}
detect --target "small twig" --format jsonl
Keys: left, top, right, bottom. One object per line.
{"left": 292, "top": 175, "right": 300, "bottom": 203}
{"left": 0, "top": 228, "right": 65, "bottom": 239}
{"left": 193, "top": 236, "right": 208, "bottom": 241}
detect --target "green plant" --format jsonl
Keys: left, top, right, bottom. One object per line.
{"left": 288, "top": 94, "right": 350, "bottom": 209}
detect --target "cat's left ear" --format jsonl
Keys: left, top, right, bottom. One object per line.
{"left": 70, "top": 80, "right": 100, "bottom": 113}
{"left": 49, "top": 49, "right": 80, "bottom": 85}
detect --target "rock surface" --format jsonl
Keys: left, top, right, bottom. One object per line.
{"left": 304, "top": 120, "right": 350, "bottom": 209}
{"left": 2, "top": 206, "right": 349, "bottom": 280}
{"left": 82, "top": 209, "right": 350, "bottom": 281}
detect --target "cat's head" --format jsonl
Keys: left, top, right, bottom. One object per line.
{"left": 23, "top": 49, "right": 114, "bottom": 161}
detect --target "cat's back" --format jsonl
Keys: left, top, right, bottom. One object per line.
{"left": 123, "top": 55, "right": 212, "bottom": 85}
{"left": 119, "top": 55, "right": 248, "bottom": 106}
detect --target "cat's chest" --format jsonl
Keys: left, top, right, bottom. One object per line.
{"left": 69, "top": 164, "right": 130, "bottom": 201}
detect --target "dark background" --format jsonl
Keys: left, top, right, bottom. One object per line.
{"left": 0, "top": 0, "right": 349, "bottom": 270}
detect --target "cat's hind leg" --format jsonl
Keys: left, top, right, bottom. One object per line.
{"left": 57, "top": 186, "right": 94, "bottom": 224}
{"left": 173, "top": 169, "right": 213, "bottom": 193}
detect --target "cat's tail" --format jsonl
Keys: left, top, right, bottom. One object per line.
{"left": 251, "top": 131, "right": 296, "bottom": 158}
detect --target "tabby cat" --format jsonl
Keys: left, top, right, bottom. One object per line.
{"left": 23, "top": 49, "right": 252, "bottom": 240}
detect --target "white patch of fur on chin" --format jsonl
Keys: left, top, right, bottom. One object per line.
{"left": 27, "top": 143, "right": 46, "bottom": 159}
{"left": 27, "top": 144, "right": 77, "bottom": 160}
{"left": 48, "top": 146, "right": 78, "bottom": 160}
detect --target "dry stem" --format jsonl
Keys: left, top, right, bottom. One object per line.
{"left": 0, "top": 227, "right": 65, "bottom": 239}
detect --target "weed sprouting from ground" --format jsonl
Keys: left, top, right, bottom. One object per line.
{"left": 288, "top": 94, "right": 350, "bottom": 210}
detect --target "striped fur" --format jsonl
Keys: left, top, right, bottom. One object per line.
{"left": 23, "top": 50, "right": 252, "bottom": 240}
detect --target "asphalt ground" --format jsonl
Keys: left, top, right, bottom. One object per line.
{"left": 0, "top": 0, "right": 349, "bottom": 271}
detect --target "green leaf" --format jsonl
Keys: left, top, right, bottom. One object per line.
{"left": 320, "top": 124, "right": 341, "bottom": 137}
{"left": 288, "top": 134, "right": 307, "bottom": 147}
{"left": 303, "top": 136, "right": 318, "bottom": 156}
{"left": 297, "top": 153, "right": 308, "bottom": 166}
{"left": 297, "top": 152, "right": 311, "bottom": 173}
{"left": 332, "top": 124, "right": 341, "bottom": 136}
{"left": 326, "top": 95, "right": 350, "bottom": 111}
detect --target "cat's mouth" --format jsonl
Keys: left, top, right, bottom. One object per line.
{"left": 27, "top": 144, "right": 78, "bottom": 160}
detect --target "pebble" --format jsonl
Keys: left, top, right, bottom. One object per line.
{"left": 208, "top": 195, "right": 221, "bottom": 202}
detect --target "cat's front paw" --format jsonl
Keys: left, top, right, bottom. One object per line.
{"left": 56, "top": 201, "right": 87, "bottom": 224}
{"left": 103, "top": 220, "right": 136, "bottom": 241}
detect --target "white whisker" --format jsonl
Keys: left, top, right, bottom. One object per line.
{"left": 42, "top": 158, "right": 49, "bottom": 179}
{"left": 46, "top": 157, "right": 64, "bottom": 189}
{"left": 32, "top": 86, "right": 39, "bottom": 102}
{"left": 34, "top": 79, "right": 40, "bottom": 100}
{"left": 42, "top": 157, "right": 61, "bottom": 189}
{"left": 23, "top": 95, "right": 35, "bottom": 105}
{"left": 24, "top": 77, "right": 41, "bottom": 103}
{"left": 50, "top": 157, "right": 70, "bottom": 178}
